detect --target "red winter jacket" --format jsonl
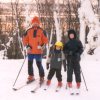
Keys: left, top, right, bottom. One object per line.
{"left": 23, "top": 26, "right": 48, "bottom": 54}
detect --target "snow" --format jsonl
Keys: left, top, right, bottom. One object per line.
{"left": 78, "top": 0, "right": 100, "bottom": 49}
{"left": 0, "top": 0, "right": 100, "bottom": 99}
{"left": 0, "top": 50, "right": 5, "bottom": 59}
{"left": 0, "top": 54, "right": 100, "bottom": 100}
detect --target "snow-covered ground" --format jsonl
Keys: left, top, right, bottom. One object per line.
{"left": 0, "top": 54, "right": 100, "bottom": 100}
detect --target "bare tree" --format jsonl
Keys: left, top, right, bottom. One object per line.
{"left": 6, "top": 0, "right": 24, "bottom": 59}
{"left": 0, "top": 3, "right": 3, "bottom": 35}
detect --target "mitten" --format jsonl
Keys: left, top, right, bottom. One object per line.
{"left": 46, "top": 63, "right": 50, "bottom": 70}
{"left": 64, "top": 67, "right": 67, "bottom": 72}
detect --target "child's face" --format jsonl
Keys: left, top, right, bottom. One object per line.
{"left": 55, "top": 46, "right": 61, "bottom": 50}
{"left": 69, "top": 33, "right": 74, "bottom": 39}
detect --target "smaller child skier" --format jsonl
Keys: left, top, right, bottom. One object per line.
{"left": 46, "top": 41, "right": 66, "bottom": 87}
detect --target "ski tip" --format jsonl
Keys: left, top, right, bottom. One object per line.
{"left": 31, "top": 91, "right": 36, "bottom": 93}
{"left": 12, "top": 88, "right": 17, "bottom": 91}
{"left": 70, "top": 93, "right": 74, "bottom": 95}
{"left": 44, "top": 88, "right": 47, "bottom": 91}
{"left": 55, "top": 90, "right": 58, "bottom": 92}
{"left": 87, "top": 89, "right": 88, "bottom": 91}
{"left": 76, "top": 93, "right": 80, "bottom": 95}
{"left": 26, "top": 80, "right": 35, "bottom": 84}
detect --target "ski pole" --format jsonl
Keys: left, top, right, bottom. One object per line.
{"left": 81, "top": 68, "right": 88, "bottom": 91}
{"left": 12, "top": 55, "right": 27, "bottom": 87}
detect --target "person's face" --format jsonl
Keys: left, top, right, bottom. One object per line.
{"left": 32, "top": 23, "right": 39, "bottom": 27}
{"left": 56, "top": 46, "right": 61, "bottom": 50}
{"left": 69, "top": 33, "right": 75, "bottom": 39}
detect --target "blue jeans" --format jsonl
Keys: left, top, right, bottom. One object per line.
{"left": 28, "top": 54, "right": 44, "bottom": 77}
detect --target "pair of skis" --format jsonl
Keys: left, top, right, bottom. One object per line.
{"left": 31, "top": 85, "right": 80, "bottom": 94}
{"left": 69, "top": 88, "right": 80, "bottom": 95}
{"left": 31, "top": 81, "right": 44, "bottom": 93}
{"left": 31, "top": 81, "right": 62, "bottom": 93}
{"left": 70, "top": 92, "right": 80, "bottom": 95}
{"left": 13, "top": 80, "right": 80, "bottom": 95}
{"left": 12, "top": 78, "right": 40, "bottom": 91}
{"left": 12, "top": 78, "right": 47, "bottom": 93}
{"left": 13, "top": 81, "right": 44, "bottom": 93}
{"left": 12, "top": 79, "right": 36, "bottom": 91}
{"left": 44, "top": 85, "right": 62, "bottom": 92}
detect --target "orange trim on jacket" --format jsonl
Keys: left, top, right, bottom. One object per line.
{"left": 23, "top": 27, "right": 48, "bottom": 54}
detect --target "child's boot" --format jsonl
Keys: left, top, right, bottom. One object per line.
{"left": 76, "top": 82, "right": 81, "bottom": 95}
{"left": 46, "top": 80, "right": 51, "bottom": 86}
{"left": 57, "top": 81, "right": 62, "bottom": 87}
{"left": 67, "top": 82, "right": 74, "bottom": 95}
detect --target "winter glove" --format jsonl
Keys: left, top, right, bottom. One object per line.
{"left": 46, "top": 63, "right": 50, "bottom": 70}
{"left": 64, "top": 64, "right": 67, "bottom": 72}
{"left": 63, "top": 60, "right": 67, "bottom": 72}
{"left": 37, "top": 45, "right": 45, "bottom": 50}
{"left": 26, "top": 45, "right": 32, "bottom": 51}
{"left": 24, "top": 45, "right": 32, "bottom": 53}
{"left": 76, "top": 53, "right": 80, "bottom": 61}
{"left": 37, "top": 46, "right": 42, "bottom": 49}
{"left": 64, "top": 67, "right": 67, "bottom": 72}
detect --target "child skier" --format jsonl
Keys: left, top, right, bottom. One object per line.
{"left": 46, "top": 41, "right": 66, "bottom": 87}
{"left": 63, "top": 29, "right": 83, "bottom": 94}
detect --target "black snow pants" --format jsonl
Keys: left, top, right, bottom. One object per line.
{"left": 28, "top": 60, "right": 44, "bottom": 77}
{"left": 47, "top": 68, "right": 62, "bottom": 82}
{"left": 67, "top": 56, "right": 81, "bottom": 83}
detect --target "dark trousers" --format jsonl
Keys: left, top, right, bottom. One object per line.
{"left": 67, "top": 56, "right": 81, "bottom": 83}
{"left": 28, "top": 54, "right": 44, "bottom": 77}
{"left": 47, "top": 68, "right": 62, "bottom": 82}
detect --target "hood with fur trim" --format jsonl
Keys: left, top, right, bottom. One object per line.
{"left": 68, "top": 29, "right": 77, "bottom": 39}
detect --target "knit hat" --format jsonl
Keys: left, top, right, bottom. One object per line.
{"left": 68, "top": 29, "right": 76, "bottom": 39}
{"left": 31, "top": 16, "right": 40, "bottom": 25}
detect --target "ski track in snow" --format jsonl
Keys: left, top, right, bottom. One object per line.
{"left": 0, "top": 54, "right": 100, "bottom": 100}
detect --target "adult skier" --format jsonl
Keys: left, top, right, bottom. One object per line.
{"left": 23, "top": 16, "right": 48, "bottom": 84}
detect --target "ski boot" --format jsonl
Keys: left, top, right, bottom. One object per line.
{"left": 55, "top": 82, "right": 62, "bottom": 92}
{"left": 26, "top": 75, "right": 35, "bottom": 84}
{"left": 67, "top": 82, "right": 74, "bottom": 95}
{"left": 44, "top": 80, "right": 51, "bottom": 90}
{"left": 57, "top": 82, "right": 62, "bottom": 87}
{"left": 76, "top": 82, "right": 81, "bottom": 95}
{"left": 39, "top": 77, "right": 44, "bottom": 85}
{"left": 46, "top": 80, "right": 51, "bottom": 86}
